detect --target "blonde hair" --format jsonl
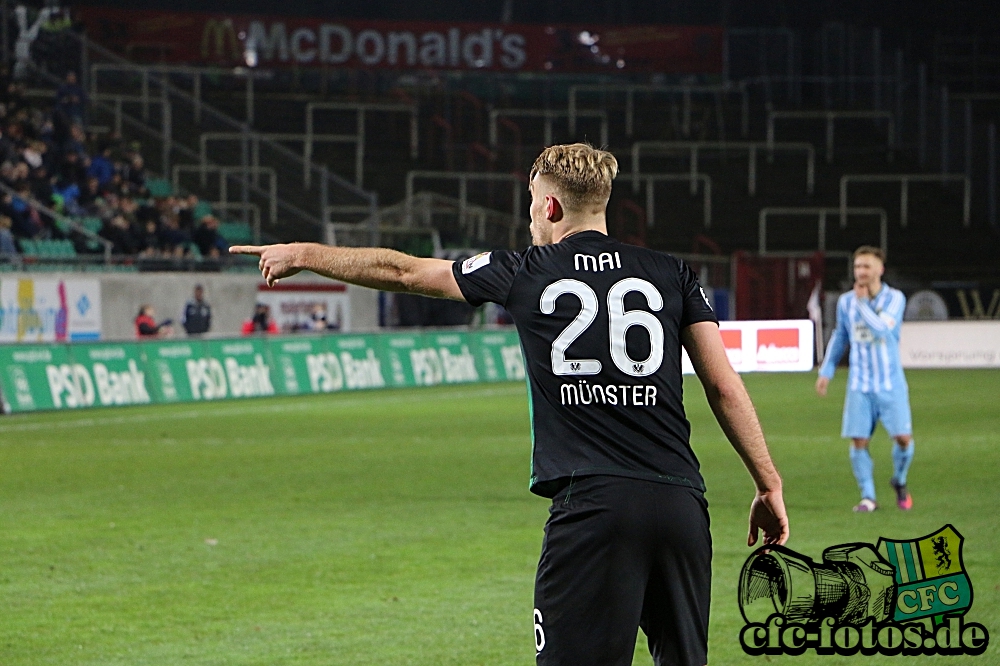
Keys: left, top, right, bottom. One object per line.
{"left": 853, "top": 245, "right": 885, "bottom": 262}
{"left": 529, "top": 143, "right": 618, "bottom": 211}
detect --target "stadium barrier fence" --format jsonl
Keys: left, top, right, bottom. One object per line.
{"left": 0, "top": 329, "right": 526, "bottom": 414}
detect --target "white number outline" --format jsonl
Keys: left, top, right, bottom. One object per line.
{"left": 608, "top": 277, "right": 664, "bottom": 377}
{"left": 541, "top": 277, "right": 665, "bottom": 378}
{"left": 540, "top": 279, "right": 602, "bottom": 376}
{"left": 534, "top": 608, "right": 546, "bottom": 652}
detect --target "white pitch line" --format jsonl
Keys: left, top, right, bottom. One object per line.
{"left": 0, "top": 386, "right": 526, "bottom": 435}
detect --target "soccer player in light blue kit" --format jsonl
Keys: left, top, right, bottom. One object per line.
{"left": 816, "top": 246, "right": 914, "bottom": 513}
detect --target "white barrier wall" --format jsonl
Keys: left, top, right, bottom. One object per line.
{"left": 683, "top": 319, "right": 815, "bottom": 374}
{"left": 0, "top": 277, "right": 102, "bottom": 342}
{"left": 1, "top": 272, "right": 379, "bottom": 341}
{"left": 899, "top": 321, "right": 1000, "bottom": 368}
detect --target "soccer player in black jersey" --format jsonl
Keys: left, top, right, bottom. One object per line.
{"left": 232, "top": 143, "right": 789, "bottom": 666}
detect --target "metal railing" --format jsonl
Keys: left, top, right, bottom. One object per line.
{"left": 839, "top": 174, "right": 971, "bottom": 228}
{"left": 742, "top": 74, "right": 904, "bottom": 110}
{"left": 305, "top": 102, "right": 419, "bottom": 189}
{"left": 950, "top": 93, "right": 1000, "bottom": 180}
{"left": 343, "top": 192, "right": 523, "bottom": 252}
{"left": 326, "top": 223, "right": 442, "bottom": 255}
{"left": 757, "top": 207, "right": 888, "bottom": 255}
{"left": 78, "top": 36, "right": 378, "bottom": 238}
{"left": 91, "top": 62, "right": 262, "bottom": 125}
{"left": 630, "top": 140, "right": 815, "bottom": 196}
{"left": 172, "top": 165, "right": 278, "bottom": 225}
{"left": 767, "top": 109, "right": 895, "bottom": 162}
{"left": 198, "top": 132, "right": 360, "bottom": 189}
{"left": 0, "top": 182, "right": 113, "bottom": 262}
{"left": 616, "top": 173, "right": 713, "bottom": 229}
{"left": 567, "top": 82, "right": 749, "bottom": 139}
{"left": 404, "top": 171, "right": 525, "bottom": 248}
{"left": 489, "top": 108, "right": 608, "bottom": 148}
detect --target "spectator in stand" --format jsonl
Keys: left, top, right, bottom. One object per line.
{"left": 62, "top": 124, "right": 88, "bottom": 162}
{"left": 121, "top": 152, "right": 146, "bottom": 196}
{"left": 0, "top": 215, "right": 17, "bottom": 255}
{"left": 158, "top": 210, "right": 189, "bottom": 257}
{"left": 0, "top": 129, "right": 16, "bottom": 166}
{"left": 192, "top": 214, "right": 229, "bottom": 258}
{"left": 100, "top": 214, "right": 138, "bottom": 255}
{"left": 135, "top": 304, "right": 173, "bottom": 338}
{"left": 4, "top": 79, "right": 26, "bottom": 117}
{"left": 0, "top": 70, "right": 159, "bottom": 258}
{"left": 23, "top": 139, "right": 44, "bottom": 170}
{"left": 176, "top": 194, "right": 200, "bottom": 234}
{"left": 28, "top": 164, "right": 53, "bottom": 204}
{"left": 86, "top": 141, "right": 115, "bottom": 188}
{"left": 137, "top": 219, "right": 162, "bottom": 256}
{"left": 10, "top": 184, "right": 45, "bottom": 238}
{"left": 77, "top": 176, "right": 101, "bottom": 210}
{"left": 242, "top": 303, "right": 278, "bottom": 335}
{"left": 182, "top": 284, "right": 212, "bottom": 336}
{"left": 54, "top": 71, "right": 86, "bottom": 126}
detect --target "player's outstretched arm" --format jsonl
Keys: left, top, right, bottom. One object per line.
{"left": 230, "top": 243, "right": 465, "bottom": 300}
{"left": 681, "top": 321, "right": 789, "bottom": 547}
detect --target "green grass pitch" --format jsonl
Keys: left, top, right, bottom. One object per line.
{"left": 1, "top": 370, "right": 997, "bottom": 665}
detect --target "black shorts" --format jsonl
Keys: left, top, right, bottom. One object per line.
{"left": 533, "top": 475, "right": 711, "bottom": 666}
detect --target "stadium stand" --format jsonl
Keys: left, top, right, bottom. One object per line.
{"left": 0, "top": 6, "right": 995, "bottom": 306}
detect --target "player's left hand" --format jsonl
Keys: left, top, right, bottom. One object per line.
{"left": 748, "top": 488, "right": 789, "bottom": 547}
{"left": 853, "top": 282, "right": 869, "bottom": 300}
{"left": 230, "top": 243, "right": 303, "bottom": 287}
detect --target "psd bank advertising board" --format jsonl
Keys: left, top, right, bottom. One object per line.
{"left": 0, "top": 322, "right": 818, "bottom": 414}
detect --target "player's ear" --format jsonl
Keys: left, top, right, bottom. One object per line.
{"left": 544, "top": 195, "right": 563, "bottom": 223}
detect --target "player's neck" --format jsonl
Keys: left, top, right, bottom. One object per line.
{"left": 863, "top": 279, "right": 884, "bottom": 298}
{"left": 552, "top": 219, "right": 607, "bottom": 244}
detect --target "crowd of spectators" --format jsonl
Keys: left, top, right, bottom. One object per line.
{"left": 0, "top": 68, "right": 229, "bottom": 260}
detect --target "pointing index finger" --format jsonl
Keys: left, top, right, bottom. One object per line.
{"left": 229, "top": 245, "right": 265, "bottom": 256}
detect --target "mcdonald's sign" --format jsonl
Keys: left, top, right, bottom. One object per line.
{"left": 200, "top": 18, "right": 240, "bottom": 61}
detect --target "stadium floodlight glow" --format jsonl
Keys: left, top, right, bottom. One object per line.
{"left": 578, "top": 31, "right": 598, "bottom": 46}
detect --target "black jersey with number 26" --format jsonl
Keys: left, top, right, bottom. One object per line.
{"left": 452, "top": 231, "right": 718, "bottom": 498}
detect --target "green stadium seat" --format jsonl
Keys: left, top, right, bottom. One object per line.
{"left": 187, "top": 242, "right": 203, "bottom": 259}
{"left": 146, "top": 179, "right": 173, "bottom": 198}
{"left": 192, "top": 201, "right": 213, "bottom": 220}
{"left": 217, "top": 221, "right": 253, "bottom": 245}
{"left": 81, "top": 217, "right": 103, "bottom": 234}
{"left": 18, "top": 239, "right": 37, "bottom": 256}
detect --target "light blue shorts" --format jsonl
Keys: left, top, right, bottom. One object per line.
{"left": 842, "top": 388, "right": 913, "bottom": 439}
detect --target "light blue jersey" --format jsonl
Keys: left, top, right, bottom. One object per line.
{"left": 819, "top": 284, "right": 907, "bottom": 393}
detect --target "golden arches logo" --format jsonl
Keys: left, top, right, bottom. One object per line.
{"left": 200, "top": 18, "right": 240, "bottom": 61}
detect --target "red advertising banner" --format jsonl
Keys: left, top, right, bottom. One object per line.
{"left": 76, "top": 8, "right": 723, "bottom": 74}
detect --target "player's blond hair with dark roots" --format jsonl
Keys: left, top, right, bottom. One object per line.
{"left": 530, "top": 143, "right": 619, "bottom": 212}
{"left": 853, "top": 245, "right": 886, "bottom": 262}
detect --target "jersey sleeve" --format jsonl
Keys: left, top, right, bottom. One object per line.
{"left": 451, "top": 250, "right": 523, "bottom": 307}
{"left": 856, "top": 288, "right": 905, "bottom": 339}
{"left": 677, "top": 260, "right": 719, "bottom": 328}
{"left": 819, "top": 295, "right": 850, "bottom": 379}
